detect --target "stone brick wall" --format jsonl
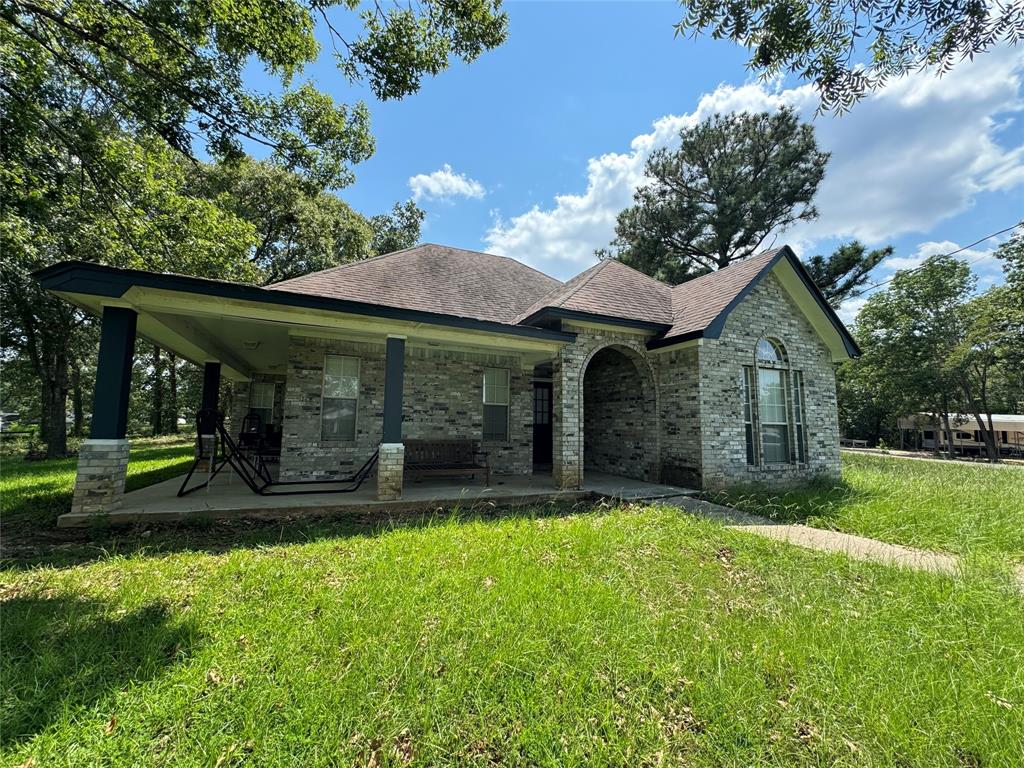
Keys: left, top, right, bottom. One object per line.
{"left": 582, "top": 346, "right": 657, "bottom": 481}
{"left": 279, "top": 335, "right": 532, "bottom": 480}
{"left": 70, "top": 439, "right": 131, "bottom": 515}
{"left": 698, "top": 273, "right": 841, "bottom": 488}
{"left": 377, "top": 443, "right": 404, "bottom": 500}
{"left": 552, "top": 324, "right": 658, "bottom": 488}
{"left": 652, "top": 346, "right": 702, "bottom": 488}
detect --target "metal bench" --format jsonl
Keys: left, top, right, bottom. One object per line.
{"left": 403, "top": 439, "right": 490, "bottom": 485}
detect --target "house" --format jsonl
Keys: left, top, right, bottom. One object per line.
{"left": 897, "top": 413, "right": 1024, "bottom": 457}
{"left": 36, "top": 244, "right": 858, "bottom": 518}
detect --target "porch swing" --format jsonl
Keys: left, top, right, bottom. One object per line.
{"left": 177, "top": 409, "right": 379, "bottom": 497}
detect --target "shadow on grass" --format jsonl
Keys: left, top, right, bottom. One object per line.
{"left": 702, "top": 476, "right": 875, "bottom": 526}
{"left": 0, "top": 496, "right": 609, "bottom": 571}
{"left": 0, "top": 594, "right": 197, "bottom": 747}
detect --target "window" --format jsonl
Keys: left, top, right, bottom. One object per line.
{"left": 743, "top": 366, "right": 757, "bottom": 465}
{"left": 744, "top": 338, "right": 806, "bottom": 467}
{"left": 792, "top": 371, "right": 807, "bottom": 463}
{"left": 249, "top": 381, "right": 275, "bottom": 427}
{"left": 322, "top": 355, "right": 359, "bottom": 440}
{"left": 758, "top": 368, "right": 790, "bottom": 464}
{"left": 483, "top": 367, "right": 509, "bottom": 441}
{"left": 756, "top": 338, "right": 785, "bottom": 364}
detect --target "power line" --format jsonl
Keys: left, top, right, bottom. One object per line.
{"left": 844, "top": 223, "right": 1020, "bottom": 302}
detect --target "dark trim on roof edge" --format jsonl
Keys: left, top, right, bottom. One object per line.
{"left": 518, "top": 307, "right": 671, "bottom": 333}
{"left": 646, "top": 247, "right": 860, "bottom": 356}
{"left": 34, "top": 261, "right": 577, "bottom": 344}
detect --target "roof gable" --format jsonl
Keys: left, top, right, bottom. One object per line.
{"left": 653, "top": 246, "right": 859, "bottom": 360}
{"left": 516, "top": 259, "right": 673, "bottom": 327}
{"left": 267, "top": 244, "right": 561, "bottom": 324}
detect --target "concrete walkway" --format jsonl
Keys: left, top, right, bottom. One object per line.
{"left": 656, "top": 494, "right": 1024, "bottom": 590}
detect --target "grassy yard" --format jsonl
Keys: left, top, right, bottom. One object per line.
{"left": 708, "top": 453, "right": 1024, "bottom": 564}
{"left": 1, "top": 504, "right": 1023, "bottom": 767}
{"left": 0, "top": 435, "right": 194, "bottom": 536}
{"left": 2, "top": 453, "right": 1022, "bottom": 765}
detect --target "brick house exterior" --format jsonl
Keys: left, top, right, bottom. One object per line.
{"left": 39, "top": 243, "right": 858, "bottom": 513}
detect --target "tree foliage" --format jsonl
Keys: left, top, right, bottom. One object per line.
{"left": 804, "top": 241, "right": 892, "bottom": 308}
{"left": 611, "top": 108, "right": 828, "bottom": 283}
{"left": 674, "top": 1, "right": 1024, "bottom": 112}
{"left": 2, "top": 0, "right": 508, "bottom": 188}
{"left": 371, "top": 200, "right": 427, "bottom": 256}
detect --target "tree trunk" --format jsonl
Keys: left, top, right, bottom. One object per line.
{"left": 40, "top": 357, "right": 69, "bottom": 458}
{"left": 940, "top": 400, "right": 955, "bottom": 460}
{"left": 71, "top": 365, "right": 84, "bottom": 437}
{"left": 167, "top": 353, "right": 178, "bottom": 434}
{"left": 150, "top": 345, "right": 164, "bottom": 435}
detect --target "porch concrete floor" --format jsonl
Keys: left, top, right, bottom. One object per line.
{"left": 56, "top": 467, "right": 697, "bottom": 528}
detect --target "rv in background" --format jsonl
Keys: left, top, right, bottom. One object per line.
{"left": 897, "top": 413, "right": 1024, "bottom": 458}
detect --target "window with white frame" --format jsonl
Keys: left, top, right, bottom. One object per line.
{"left": 249, "top": 381, "right": 275, "bottom": 427}
{"left": 322, "top": 355, "right": 359, "bottom": 440}
{"left": 483, "top": 367, "right": 509, "bottom": 441}
{"left": 744, "top": 338, "right": 808, "bottom": 466}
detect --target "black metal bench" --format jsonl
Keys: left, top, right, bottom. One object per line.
{"left": 404, "top": 439, "right": 490, "bottom": 485}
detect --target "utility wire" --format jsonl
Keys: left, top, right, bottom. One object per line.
{"left": 844, "top": 223, "right": 1020, "bottom": 302}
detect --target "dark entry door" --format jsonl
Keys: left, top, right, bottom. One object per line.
{"left": 532, "top": 382, "right": 553, "bottom": 466}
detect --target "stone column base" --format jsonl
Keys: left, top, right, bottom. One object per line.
{"left": 553, "top": 460, "right": 582, "bottom": 491}
{"left": 70, "top": 439, "right": 131, "bottom": 516}
{"left": 377, "top": 442, "right": 404, "bottom": 501}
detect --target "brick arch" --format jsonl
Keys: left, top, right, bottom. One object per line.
{"left": 578, "top": 342, "right": 660, "bottom": 483}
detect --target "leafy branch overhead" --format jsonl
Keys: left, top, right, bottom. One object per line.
{"left": 2, "top": 0, "right": 509, "bottom": 188}
{"left": 675, "top": 0, "right": 1024, "bottom": 112}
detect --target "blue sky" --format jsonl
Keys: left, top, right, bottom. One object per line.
{"left": 266, "top": 1, "right": 1023, "bottom": 322}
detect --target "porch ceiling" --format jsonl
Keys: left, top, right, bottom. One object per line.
{"left": 38, "top": 261, "right": 573, "bottom": 381}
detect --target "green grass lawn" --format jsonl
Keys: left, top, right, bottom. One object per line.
{"left": 708, "top": 453, "right": 1024, "bottom": 564}
{"left": 2, "top": 452, "right": 1022, "bottom": 765}
{"left": 2, "top": 505, "right": 1023, "bottom": 767}
{"left": 0, "top": 435, "right": 194, "bottom": 535}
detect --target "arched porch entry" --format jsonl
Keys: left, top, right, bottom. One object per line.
{"left": 580, "top": 344, "right": 659, "bottom": 483}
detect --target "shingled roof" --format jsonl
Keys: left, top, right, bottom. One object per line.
{"left": 664, "top": 248, "right": 785, "bottom": 342}
{"left": 515, "top": 259, "right": 674, "bottom": 326}
{"left": 266, "top": 244, "right": 561, "bottom": 324}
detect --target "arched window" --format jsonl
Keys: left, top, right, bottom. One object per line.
{"left": 742, "top": 338, "right": 807, "bottom": 466}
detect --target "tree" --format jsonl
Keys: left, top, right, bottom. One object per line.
{"left": 674, "top": 1, "right": 1024, "bottom": 112}
{"left": 371, "top": 200, "right": 426, "bottom": 255}
{"left": 196, "top": 159, "right": 425, "bottom": 283}
{"left": 804, "top": 241, "right": 892, "bottom": 308}
{"left": 855, "top": 255, "right": 971, "bottom": 458}
{"left": 3, "top": 0, "right": 508, "bottom": 189}
{"left": 611, "top": 108, "right": 829, "bottom": 284}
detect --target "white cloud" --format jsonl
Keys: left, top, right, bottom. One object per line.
{"left": 485, "top": 46, "right": 1024, "bottom": 279}
{"left": 408, "top": 164, "right": 485, "bottom": 202}
{"left": 881, "top": 240, "right": 999, "bottom": 272}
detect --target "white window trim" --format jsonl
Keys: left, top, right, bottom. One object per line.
{"left": 321, "top": 355, "right": 360, "bottom": 442}
{"left": 746, "top": 338, "right": 809, "bottom": 468}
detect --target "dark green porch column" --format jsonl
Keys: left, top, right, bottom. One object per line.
{"left": 70, "top": 305, "right": 137, "bottom": 521}
{"left": 378, "top": 335, "right": 406, "bottom": 501}
{"left": 90, "top": 306, "right": 137, "bottom": 439}
{"left": 201, "top": 361, "right": 221, "bottom": 412}
{"left": 382, "top": 336, "right": 405, "bottom": 443}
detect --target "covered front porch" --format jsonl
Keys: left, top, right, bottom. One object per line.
{"left": 38, "top": 261, "right": 672, "bottom": 524}
{"left": 56, "top": 468, "right": 695, "bottom": 527}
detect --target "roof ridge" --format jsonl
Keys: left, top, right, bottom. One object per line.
{"left": 420, "top": 243, "right": 562, "bottom": 282}
{"left": 603, "top": 257, "right": 672, "bottom": 289}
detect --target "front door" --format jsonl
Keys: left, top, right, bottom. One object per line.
{"left": 532, "top": 382, "right": 553, "bottom": 467}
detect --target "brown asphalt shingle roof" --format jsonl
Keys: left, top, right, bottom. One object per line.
{"left": 266, "top": 243, "right": 789, "bottom": 342}
{"left": 266, "top": 244, "right": 562, "bottom": 324}
{"left": 665, "top": 248, "right": 784, "bottom": 341}
{"left": 515, "top": 259, "right": 674, "bottom": 325}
